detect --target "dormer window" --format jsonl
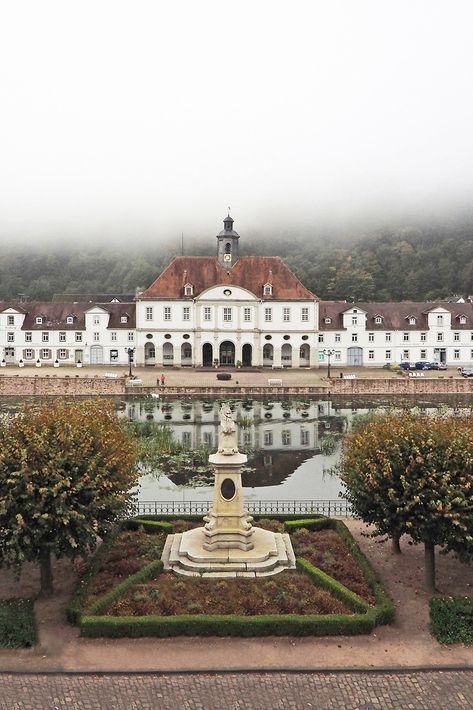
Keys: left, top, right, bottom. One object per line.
{"left": 374, "top": 316, "right": 382, "bottom": 324}
{"left": 66, "top": 315, "right": 74, "bottom": 324}
{"left": 35, "top": 316, "right": 43, "bottom": 325}
{"left": 324, "top": 317, "right": 332, "bottom": 324}
{"left": 263, "top": 283, "right": 272, "bottom": 296}
{"left": 184, "top": 283, "right": 193, "bottom": 296}
{"left": 409, "top": 317, "right": 416, "bottom": 325}
{"left": 121, "top": 315, "right": 128, "bottom": 324}
{"left": 460, "top": 316, "right": 467, "bottom": 325}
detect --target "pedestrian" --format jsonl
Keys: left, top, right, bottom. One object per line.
{"left": 160, "top": 373, "right": 165, "bottom": 387}
{"left": 340, "top": 372, "right": 344, "bottom": 379}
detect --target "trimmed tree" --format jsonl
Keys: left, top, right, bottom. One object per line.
{"left": 339, "top": 411, "right": 473, "bottom": 591}
{"left": 0, "top": 398, "right": 138, "bottom": 595}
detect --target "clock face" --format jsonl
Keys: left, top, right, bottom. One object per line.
{"left": 223, "top": 253, "right": 231, "bottom": 262}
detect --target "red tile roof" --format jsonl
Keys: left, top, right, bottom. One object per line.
{"left": 139, "top": 256, "right": 318, "bottom": 300}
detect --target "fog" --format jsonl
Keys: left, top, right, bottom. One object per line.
{"left": 1, "top": 1, "right": 472, "bottom": 246}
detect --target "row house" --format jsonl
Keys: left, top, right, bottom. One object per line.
{"left": 0, "top": 302, "right": 136, "bottom": 366}
{"left": 318, "top": 302, "right": 473, "bottom": 367}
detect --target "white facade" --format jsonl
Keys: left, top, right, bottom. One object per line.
{"left": 135, "top": 284, "right": 319, "bottom": 368}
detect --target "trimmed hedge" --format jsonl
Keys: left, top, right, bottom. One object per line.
{"left": 0, "top": 598, "right": 36, "bottom": 648}
{"left": 81, "top": 610, "right": 375, "bottom": 638}
{"left": 126, "top": 519, "right": 173, "bottom": 534}
{"left": 430, "top": 596, "right": 473, "bottom": 644}
{"left": 286, "top": 517, "right": 395, "bottom": 626}
{"left": 67, "top": 518, "right": 168, "bottom": 624}
{"left": 86, "top": 560, "right": 163, "bottom": 616}
{"left": 72, "top": 515, "right": 394, "bottom": 638}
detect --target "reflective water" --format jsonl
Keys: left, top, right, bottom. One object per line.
{"left": 122, "top": 394, "right": 473, "bottom": 503}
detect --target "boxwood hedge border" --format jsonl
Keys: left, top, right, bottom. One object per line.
{"left": 69, "top": 515, "right": 394, "bottom": 638}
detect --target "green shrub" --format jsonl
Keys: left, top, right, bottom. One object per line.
{"left": 0, "top": 599, "right": 36, "bottom": 648}
{"left": 80, "top": 611, "right": 374, "bottom": 638}
{"left": 86, "top": 560, "right": 163, "bottom": 616}
{"left": 125, "top": 519, "right": 174, "bottom": 534}
{"left": 296, "top": 558, "right": 368, "bottom": 614}
{"left": 66, "top": 525, "right": 122, "bottom": 624}
{"left": 430, "top": 596, "right": 473, "bottom": 644}
{"left": 284, "top": 518, "right": 330, "bottom": 533}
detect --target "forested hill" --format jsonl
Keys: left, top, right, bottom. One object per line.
{"left": 2, "top": 220, "right": 473, "bottom": 302}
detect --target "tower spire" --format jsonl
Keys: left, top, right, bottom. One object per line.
{"left": 217, "top": 212, "right": 240, "bottom": 268}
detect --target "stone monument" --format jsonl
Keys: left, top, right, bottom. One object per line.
{"left": 161, "top": 403, "right": 295, "bottom": 577}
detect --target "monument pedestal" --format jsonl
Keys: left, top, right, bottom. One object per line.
{"left": 161, "top": 403, "right": 296, "bottom": 578}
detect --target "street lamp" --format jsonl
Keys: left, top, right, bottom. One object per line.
{"left": 125, "top": 347, "right": 136, "bottom": 377}
{"left": 323, "top": 348, "right": 335, "bottom": 379}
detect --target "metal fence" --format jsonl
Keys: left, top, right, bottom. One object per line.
{"left": 133, "top": 499, "right": 352, "bottom": 517}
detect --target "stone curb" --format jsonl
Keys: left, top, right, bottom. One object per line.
{"left": 1, "top": 665, "right": 473, "bottom": 676}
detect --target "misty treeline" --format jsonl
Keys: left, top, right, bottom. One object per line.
{"left": 3, "top": 221, "right": 473, "bottom": 302}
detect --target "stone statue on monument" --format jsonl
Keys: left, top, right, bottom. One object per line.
{"left": 217, "top": 402, "right": 239, "bottom": 456}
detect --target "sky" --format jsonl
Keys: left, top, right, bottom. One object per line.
{"left": 1, "top": 1, "right": 473, "bottom": 245}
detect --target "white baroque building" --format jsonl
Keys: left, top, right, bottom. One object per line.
{"left": 0, "top": 214, "right": 473, "bottom": 369}
{"left": 134, "top": 214, "right": 319, "bottom": 368}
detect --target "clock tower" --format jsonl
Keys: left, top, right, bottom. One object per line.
{"left": 216, "top": 213, "right": 240, "bottom": 268}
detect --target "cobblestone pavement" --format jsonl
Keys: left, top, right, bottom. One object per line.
{"left": 1, "top": 670, "right": 473, "bottom": 710}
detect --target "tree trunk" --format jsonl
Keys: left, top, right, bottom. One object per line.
{"left": 391, "top": 534, "right": 402, "bottom": 554}
{"left": 39, "top": 551, "right": 53, "bottom": 597}
{"left": 424, "top": 541, "right": 436, "bottom": 593}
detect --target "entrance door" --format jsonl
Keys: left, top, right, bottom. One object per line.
{"left": 4, "top": 347, "right": 15, "bottom": 363}
{"left": 299, "top": 343, "right": 310, "bottom": 367}
{"left": 144, "top": 342, "right": 156, "bottom": 366}
{"left": 434, "top": 348, "right": 447, "bottom": 364}
{"left": 347, "top": 347, "right": 363, "bottom": 366}
{"left": 202, "top": 343, "right": 213, "bottom": 366}
{"left": 163, "top": 342, "right": 174, "bottom": 366}
{"left": 242, "top": 343, "right": 252, "bottom": 367}
{"left": 219, "top": 341, "right": 235, "bottom": 365}
{"left": 90, "top": 345, "right": 103, "bottom": 364}
{"left": 75, "top": 349, "right": 83, "bottom": 363}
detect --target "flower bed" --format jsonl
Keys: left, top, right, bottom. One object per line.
{"left": 69, "top": 516, "right": 394, "bottom": 638}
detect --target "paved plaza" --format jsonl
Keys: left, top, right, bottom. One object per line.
{"left": 1, "top": 670, "right": 473, "bottom": 709}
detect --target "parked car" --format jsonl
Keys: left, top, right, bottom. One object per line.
{"left": 400, "top": 362, "right": 414, "bottom": 370}
{"left": 415, "top": 361, "right": 430, "bottom": 370}
{"left": 428, "top": 362, "right": 447, "bottom": 370}
{"left": 461, "top": 367, "right": 473, "bottom": 377}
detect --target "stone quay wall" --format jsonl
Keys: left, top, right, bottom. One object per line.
{"left": 328, "top": 377, "right": 473, "bottom": 396}
{"left": 0, "top": 375, "right": 127, "bottom": 396}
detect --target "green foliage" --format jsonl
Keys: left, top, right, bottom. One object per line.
{"left": 339, "top": 411, "right": 473, "bottom": 588}
{"left": 296, "top": 558, "right": 369, "bottom": 614}
{"left": 3, "top": 219, "right": 473, "bottom": 302}
{"left": 430, "top": 596, "right": 473, "bottom": 644}
{"left": 0, "top": 598, "right": 36, "bottom": 648}
{"left": 0, "top": 399, "right": 139, "bottom": 594}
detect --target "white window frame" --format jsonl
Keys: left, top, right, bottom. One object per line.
{"left": 283, "top": 307, "right": 290, "bottom": 322}
{"left": 42, "top": 332, "right": 49, "bottom": 343}
{"left": 128, "top": 332, "right": 134, "bottom": 341}
{"left": 183, "top": 306, "right": 190, "bottom": 321}
{"left": 421, "top": 332, "right": 427, "bottom": 342}
{"left": 243, "top": 307, "right": 251, "bottom": 322}
{"left": 223, "top": 307, "right": 232, "bottom": 322}
{"left": 25, "top": 332, "right": 32, "bottom": 342}
{"left": 301, "top": 307, "right": 309, "bottom": 322}
{"left": 368, "top": 332, "right": 374, "bottom": 342}
{"left": 335, "top": 333, "right": 341, "bottom": 343}
{"left": 35, "top": 316, "right": 43, "bottom": 325}
{"left": 111, "top": 331, "right": 117, "bottom": 341}
{"left": 59, "top": 332, "right": 66, "bottom": 342}
{"left": 145, "top": 307, "right": 153, "bottom": 321}
{"left": 93, "top": 315, "right": 100, "bottom": 325}
{"left": 264, "top": 307, "right": 272, "bottom": 322}
{"left": 7, "top": 332, "right": 14, "bottom": 342}
{"left": 203, "top": 306, "right": 212, "bottom": 321}
{"left": 7, "top": 315, "right": 14, "bottom": 326}
{"left": 368, "top": 350, "right": 374, "bottom": 359}
{"left": 454, "top": 332, "right": 460, "bottom": 341}
{"left": 454, "top": 349, "right": 460, "bottom": 360}
{"left": 58, "top": 348, "right": 67, "bottom": 359}
{"left": 164, "top": 307, "right": 171, "bottom": 321}
{"left": 93, "top": 332, "right": 100, "bottom": 342}
{"left": 75, "top": 332, "right": 83, "bottom": 342}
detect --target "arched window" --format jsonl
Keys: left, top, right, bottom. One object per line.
{"left": 225, "top": 242, "right": 231, "bottom": 254}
